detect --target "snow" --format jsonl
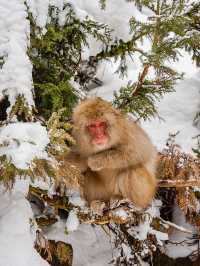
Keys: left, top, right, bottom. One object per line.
{"left": 66, "top": 210, "right": 80, "bottom": 232}
{"left": 0, "top": 122, "right": 50, "bottom": 169}
{"left": 129, "top": 200, "right": 168, "bottom": 244}
{"left": 0, "top": 0, "right": 33, "bottom": 108}
{"left": 142, "top": 70, "right": 200, "bottom": 152}
{"left": 0, "top": 0, "right": 199, "bottom": 266}
{"left": 121, "top": 243, "right": 132, "bottom": 260}
{"left": 68, "top": 190, "right": 86, "bottom": 207}
{"left": 46, "top": 220, "right": 113, "bottom": 266}
{"left": 165, "top": 205, "right": 198, "bottom": 258}
{"left": 113, "top": 207, "right": 128, "bottom": 220}
{"left": 26, "top": 0, "right": 49, "bottom": 29}
{"left": 26, "top": 0, "right": 69, "bottom": 30}
{"left": 92, "top": 50, "right": 199, "bottom": 154}
{"left": 0, "top": 181, "right": 49, "bottom": 266}
{"left": 134, "top": 217, "right": 152, "bottom": 241}
{"left": 149, "top": 229, "right": 168, "bottom": 246}
{"left": 67, "top": 0, "right": 135, "bottom": 41}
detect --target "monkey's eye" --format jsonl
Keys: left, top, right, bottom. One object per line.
{"left": 87, "top": 124, "right": 96, "bottom": 132}
{"left": 87, "top": 121, "right": 107, "bottom": 131}
{"left": 88, "top": 124, "right": 96, "bottom": 129}
{"left": 99, "top": 121, "right": 107, "bottom": 128}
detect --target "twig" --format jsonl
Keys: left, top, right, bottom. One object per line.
{"left": 158, "top": 179, "right": 200, "bottom": 188}
{"left": 118, "top": 63, "right": 150, "bottom": 109}
{"left": 159, "top": 217, "right": 193, "bottom": 234}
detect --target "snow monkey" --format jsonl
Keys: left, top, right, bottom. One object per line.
{"left": 67, "top": 97, "right": 157, "bottom": 208}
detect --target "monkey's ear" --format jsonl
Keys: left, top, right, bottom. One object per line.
{"left": 96, "top": 97, "right": 103, "bottom": 101}
{"left": 112, "top": 107, "right": 122, "bottom": 117}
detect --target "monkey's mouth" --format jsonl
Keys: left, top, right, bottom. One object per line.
{"left": 92, "top": 136, "right": 108, "bottom": 145}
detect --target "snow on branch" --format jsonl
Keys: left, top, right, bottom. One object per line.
{"left": 0, "top": 0, "right": 71, "bottom": 110}
{"left": 0, "top": 0, "right": 33, "bottom": 108}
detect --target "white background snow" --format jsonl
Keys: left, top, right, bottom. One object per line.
{"left": 0, "top": 0, "right": 199, "bottom": 266}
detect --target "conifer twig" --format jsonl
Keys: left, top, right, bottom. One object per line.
{"left": 118, "top": 64, "right": 150, "bottom": 109}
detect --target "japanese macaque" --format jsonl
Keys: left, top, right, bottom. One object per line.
{"left": 67, "top": 97, "right": 157, "bottom": 208}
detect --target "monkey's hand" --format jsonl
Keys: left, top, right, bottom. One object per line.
{"left": 90, "top": 200, "right": 106, "bottom": 215}
{"left": 88, "top": 156, "right": 105, "bottom": 171}
{"left": 65, "top": 151, "right": 88, "bottom": 173}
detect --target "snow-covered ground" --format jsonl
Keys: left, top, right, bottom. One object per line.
{"left": 0, "top": 181, "right": 49, "bottom": 266}
{"left": 0, "top": 0, "right": 199, "bottom": 266}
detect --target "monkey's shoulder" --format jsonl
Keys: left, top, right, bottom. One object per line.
{"left": 124, "top": 119, "right": 156, "bottom": 153}
{"left": 125, "top": 119, "right": 149, "bottom": 139}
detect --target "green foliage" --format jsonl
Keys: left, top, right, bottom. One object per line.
{"left": 28, "top": 0, "right": 199, "bottom": 121}
{"left": 96, "top": 39, "right": 147, "bottom": 75}
{"left": 194, "top": 111, "right": 200, "bottom": 128}
{"left": 101, "top": 0, "right": 199, "bottom": 120}
{"left": 193, "top": 147, "right": 200, "bottom": 158}
{"left": 0, "top": 155, "right": 25, "bottom": 188}
{"left": 114, "top": 63, "right": 182, "bottom": 119}
{"left": 193, "top": 135, "right": 200, "bottom": 158}
{"left": 0, "top": 108, "right": 79, "bottom": 189}
{"left": 9, "top": 95, "right": 34, "bottom": 121}
{"left": 184, "top": 2, "right": 200, "bottom": 66}
{"left": 47, "top": 108, "right": 75, "bottom": 157}
{"left": 30, "top": 3, "right": 111, "bottom": 119}
{"left": 34, "top": 81, "right": 77, "bottom": 119}
{"left": 0, "top": 56, "right": 4, "bottom": 69}
{"left": 114, "top": 74, "right": 179, "bottom": 120}
{"left": 99, "top": 0, "right": 106, "bottom": 10}
{"left": 0, "top": 155, "right": 55, "bottom": 189}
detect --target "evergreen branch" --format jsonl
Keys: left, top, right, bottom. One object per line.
{"left": 113, "top": 0, "right": 192, "bottom": 119}
{"left": 118, "top": 64, "right": 150, "bottom": 109}
{"left": 8, "top": 95, "right": 35, "bottom": 122}
{"left": 96, "top": 39, "right": 147, "bottom": 61}
{"left": 30, "top": 4, "right": 112, "bottom": 119}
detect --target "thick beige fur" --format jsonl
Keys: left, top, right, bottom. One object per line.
{"left": 67, "top": 97, "right": 157, "bottom": 208}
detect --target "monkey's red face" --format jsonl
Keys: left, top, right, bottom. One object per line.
{"left": 87, "top": 120, "right": 108, "bottom": 145}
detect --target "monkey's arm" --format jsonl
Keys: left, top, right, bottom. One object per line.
{"left": 118, "top": 167, "right": 157, "bottom": 208}
{"left": 65, "top": 151, "right": 88, "bottom": 173}
{"left": 88, "top": 145, "right": 154, "bottom": 171}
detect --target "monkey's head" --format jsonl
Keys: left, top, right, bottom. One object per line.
{"left": 72, "top": 97, "right": 125, "bottom": 154}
